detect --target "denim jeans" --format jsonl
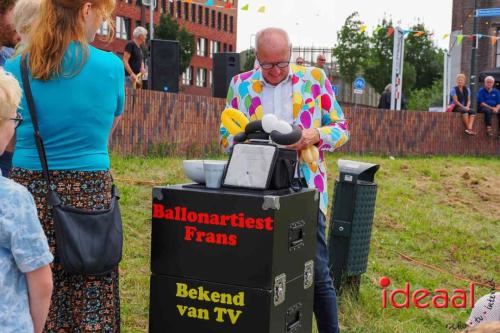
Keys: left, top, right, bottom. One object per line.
{"left": 0, "top": 151, "right": 13, "bottom": 178}
{"left": 314, "top": 212, "right": 340, "bottom": 333}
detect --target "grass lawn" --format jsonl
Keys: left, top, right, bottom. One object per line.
{"left": 110, "top": 153, "right": 499, "bottom": 333}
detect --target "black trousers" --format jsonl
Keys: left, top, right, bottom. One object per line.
{"left": 478, "top": 106, "right": 500, "bottom": 128}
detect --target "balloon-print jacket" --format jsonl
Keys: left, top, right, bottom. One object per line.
{"left": 220, "top": 65, "right": 349, "bottom": 215}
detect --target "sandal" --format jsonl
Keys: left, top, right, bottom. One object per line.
{"left": 486, "top": 127, "right": 494, "bottom": 137}
{"left": 465, "top": 129, "right": 475, "bottom": 135}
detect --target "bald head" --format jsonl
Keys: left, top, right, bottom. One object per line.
{"left": 255, "top": 27, "right": 290, "bottom": 54}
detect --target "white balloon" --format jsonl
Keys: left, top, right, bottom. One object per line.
{"left": 262, "top": 114, "right": 278, "bottom": 133}
{"left": 273, "top": 120, "right": 293, "bottom": 134}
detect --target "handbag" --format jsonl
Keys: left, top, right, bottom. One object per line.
{"left": 21, "top": 57, "right": 123, "bottom": 276}
{"left": 446, "top": 103, "right": 455, "bottom": 112}
{"left": 222, "top": 141, "right": 301, "bottom": 191}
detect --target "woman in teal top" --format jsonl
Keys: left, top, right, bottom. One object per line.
{"left": 4, "top": 0, "right": 124, "bottom": 331}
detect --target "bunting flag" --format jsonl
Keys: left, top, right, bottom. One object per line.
{"left": 360, "top": 25, "right": 367, "bottom": 33}
{"left": 241, "top": 4, "right": 249, "bottom": 10}
{"left": 457, "top": 35, "right": 464, "bottom": 44}
{"left": 205, "top": 0, "right": 213, "bottom": 6}
{"left": 224, "top": 1, "right": 232, "bottom": 8}
{"left": 492, "top": 37, "right": 498, "bottom": 45}
{"left": 414, "top": 31, "right": 425, "bottom": 37}
{"left": 183, "top": 0, "right": 192, "bottom": 3}
{"left": 387, "top": 27, "right": 394, "bottom": 37}
{"left": 468, "top": 35, "right": 475, "bottom": 41}
{"left": 403, "top": 29, "right": 411, "bottom": 38}
{"left": 374, "top": 26, "right": 381, "bottom": 34}
{"left": 257, "top": 5, "right": 266, "bottom": 13}
{"left": 442, "top": 33, "right": 449, "bottom": 39}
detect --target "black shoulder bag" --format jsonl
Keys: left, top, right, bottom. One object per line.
{"left": 21, "top": 58, "right": 123, "bottom": 276}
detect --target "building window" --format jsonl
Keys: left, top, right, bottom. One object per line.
{"left": 97, "top": 20, "right": 109, "bottom": 36}
{"left": 196, "top": 68, "right": 207, "bottom": 87}
{"left": 183, "top": 2, "right": 189, "bottom": 20}
{"left": 223, "top": 14, "right": 227, "bottom": 32}
{"left": 197, "top": 37, "right": 207, "bottom": 57}
{"left": 116, "top": 16, "right": 130, "bottom": 40}
{"left": 209, "top": 70, "right": 213, "bottom": 88}
{"left": 182, "top": 66, "right": 193, "bottom": 86}
{"left": 161, "top": 0, "right": 166, "bottom": 13}
{"left": 176, "top": 0, "right": 181, "bottom": 18}
{"left": 229, "top": 44, "right": 233, "bottom": 52}
{"left": 169, "top": 0, "right": 174, "bottom": 15}
{"left": 229, "top": 16, "right": 234, "bottom": 33}
{"left": 135, "top": 20, "right": 142, "bottom": 30}
{"left": 205, "top": 8, "right": 209, "bottom": 26}
{"left": 210, "top": 40, "right": 220, "bottom": 58}
{"left": 223, "top": 43, "right": 227, "bottom": 52}
{"left": 191, "top": 3, "right": 196, "bottom": 22}
{"left": 198, "top": 5, "right": 203, "bottom": 24}
{"left": 217, "top": 12, "right": 222, "bottom": 30}
{"left": 211, "top": 10, "right": 215, "bottom": 28}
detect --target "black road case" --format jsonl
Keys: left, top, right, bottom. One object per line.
{"left": 150, "top": 185, "right": 319, "bottom": 333}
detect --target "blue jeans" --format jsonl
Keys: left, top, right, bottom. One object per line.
{"left": 0, "top": 151, "right": 13, "bottom": 178}
{"left": 314, "top": 212, "right": 340, "bottom": 333}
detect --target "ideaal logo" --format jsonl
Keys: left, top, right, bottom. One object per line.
{"left": 175, "top": 283, "right": 245, "bottom": 325}
{"left": 380, "top": 276, "right": 475, "bottom": 309}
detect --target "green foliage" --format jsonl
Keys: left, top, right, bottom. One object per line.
{"left": 364, "top": 18, "right": 394, "bottom": 94}
{"left": 242, "top": 49, "right": 256, "bottom": 72}
{"left": 337, "top": 14, "right": 444, "bottom": 99}
{"left": 154, "top": 14, "right": 195, "bottom": 73}
{"left": 407, "top": 79, "right": 444, "bottom": 111}
{"left": 405, "top": 23, "right": 444, "bottom": 90}
{"left": 177, "top": 28, "right": 196, "bottom": 74}
{"left": 332, "top": 12, "right": 369, "bottom": 93}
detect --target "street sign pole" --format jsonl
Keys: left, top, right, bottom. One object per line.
{"left": 391, "top": 27, "right": 405, "bottom": 110}
{"left": 471, "top": 0, "right": 478, "bottom": 112}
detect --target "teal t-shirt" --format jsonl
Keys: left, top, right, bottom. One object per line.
{"left": 4, "top": 43, "right": 125, "bottom": 171}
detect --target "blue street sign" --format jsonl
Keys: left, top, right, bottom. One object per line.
{"left": 353, "top": 77, "right": 366, "bottom": 90}
{"left": 332, "top": 85, "right": 340, "bottom": 97}
{"left": 476, "top": 8, "right": 500, "bottom": 17}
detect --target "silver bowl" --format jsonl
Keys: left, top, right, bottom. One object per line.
{"left": 182, "top": 160, "right": 205, "bottom": 184}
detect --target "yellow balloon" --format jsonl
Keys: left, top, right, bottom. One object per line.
{"left": 221, "top": 108, "right": 250, "bottom": 135}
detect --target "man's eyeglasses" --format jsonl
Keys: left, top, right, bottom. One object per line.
{"left": 9, "top": 111, "right": 23, "bottom": 129}
{"left": 258, "top": 61, "right": 290, "bottom": 70}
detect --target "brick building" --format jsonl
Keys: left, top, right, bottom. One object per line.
{"left": 450, "top": 0, "right": 500, "bottom": 84}
{"left": 92, "top": 0, "right": 238, "bottom": 96}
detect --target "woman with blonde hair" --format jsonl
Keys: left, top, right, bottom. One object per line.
{"left": 4, "top": 0, "right": 124, "bottom": 331}
{"left": 450, "top": 73, "right": 476, "bottom": 135}
{"left": 12, "top": 0, "right": 41, "bottom": 55}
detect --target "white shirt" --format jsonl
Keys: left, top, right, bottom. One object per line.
{"left": 261, "top": 69, "right": 293, "bottom": 123}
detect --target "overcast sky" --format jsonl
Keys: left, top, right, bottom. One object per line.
{"left": 236, "top": 0, "right": 453, "bottom": 52}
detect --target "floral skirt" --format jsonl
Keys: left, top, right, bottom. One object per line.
{"left": 10, "top": 168, "right": 120, "bottom": 333}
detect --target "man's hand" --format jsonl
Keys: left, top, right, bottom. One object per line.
{"left": 130, "top": 73, "right": 137, "bottom": 82}
{"left": 285, "top": 128, "right": 320, "bottom": 151}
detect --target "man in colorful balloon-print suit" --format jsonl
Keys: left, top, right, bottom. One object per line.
{"left": 220, "top": 28, "right": 349, "bottom": 333}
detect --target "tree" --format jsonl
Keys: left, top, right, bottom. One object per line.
{"left": 242, "top": 49, "right": 256, "bottom": 72}
{"left": 332, "top": 12, "right": 369, "bottom": 99}
{"left": 404, "top": 23, "right": 444, "bottom": 90}
{"left": 154, "top": 14, "right": 196, "bottom": 74}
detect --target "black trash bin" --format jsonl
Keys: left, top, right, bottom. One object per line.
{"left": 328, "top": 159, "right": 379, "bottom": 294}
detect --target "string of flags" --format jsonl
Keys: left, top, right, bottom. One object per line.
{"left": 357, "top": 24, "right": 500, "bottom": 45}
{"left": 173, "top": 0, "right": 266, "bottom": 13}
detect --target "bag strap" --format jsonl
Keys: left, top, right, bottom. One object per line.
{"left": 20, "top": 56, "right": 53, "bottom": 187}
{"left": 21, "top": 57, "right": 118, "bottom": 204}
